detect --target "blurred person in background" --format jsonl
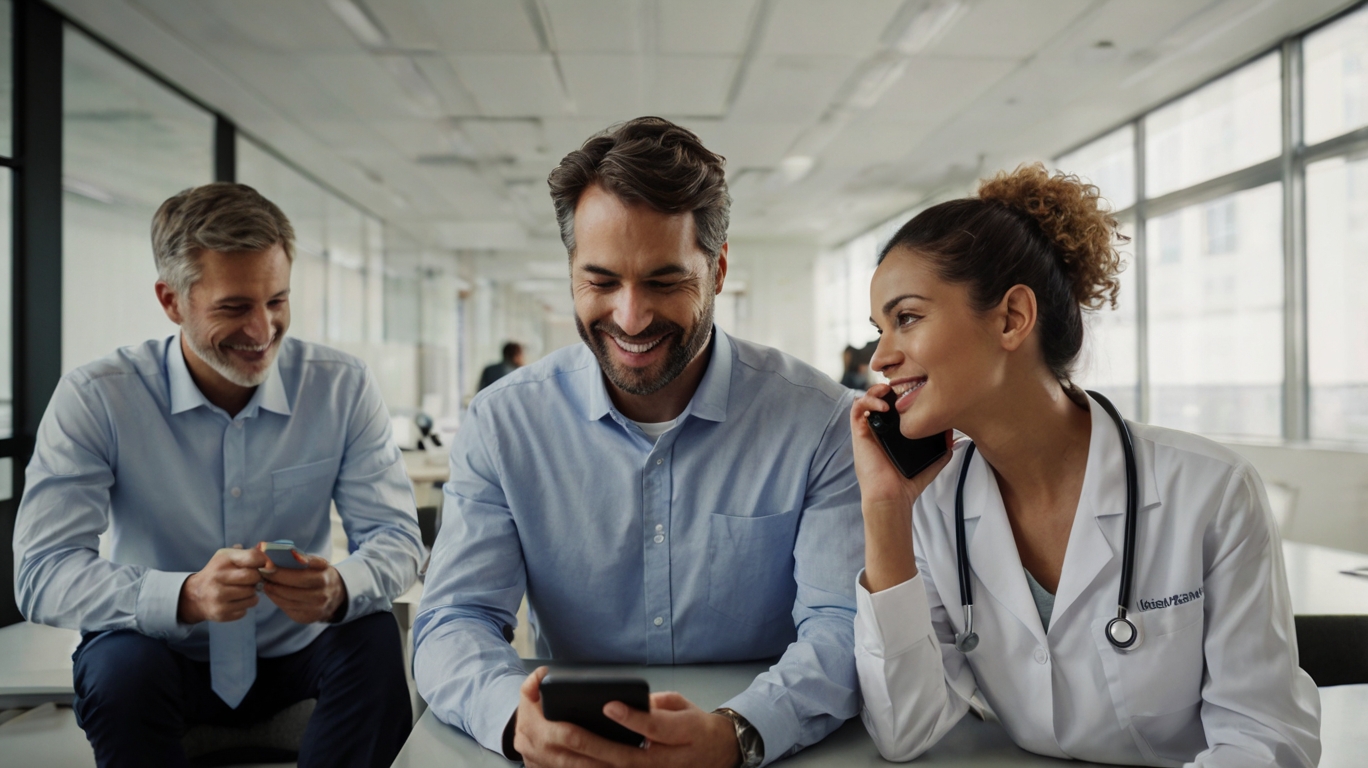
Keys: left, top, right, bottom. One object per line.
{"left": 478, "top": 341, "right": 525, "bottom": 391}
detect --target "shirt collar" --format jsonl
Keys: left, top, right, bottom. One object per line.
{"left": 166, "top": 332, "right": 290, "bottom": 418}
{"left": 582, "top": 326, "right": 733, "bottom": 424}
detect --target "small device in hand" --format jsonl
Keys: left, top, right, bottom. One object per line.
{"left": 867, "top": 392, "right": 950, "bottom": 479}
{"left": 261, "top": 540, "right": 306, "bottom": 570}
{"left": 540, "top": 673, "right": 650, "bottom": 747}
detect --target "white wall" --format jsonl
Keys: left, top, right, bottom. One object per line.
{"left": 724, "top": 239, "right": 823, "bottom": 370}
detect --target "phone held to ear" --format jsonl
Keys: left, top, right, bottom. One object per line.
{"left": 540, "top": 673, "right": 651, "bottom": 747}
{"left": 261, "top": 540, "right": 307, "bottom": 570}
{"left": 867, "top": 392, "right": 950, "bottom": 479}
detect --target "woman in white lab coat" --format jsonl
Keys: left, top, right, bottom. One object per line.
{"left": 850, "top": 164, "right": 1320, "bottom": 766}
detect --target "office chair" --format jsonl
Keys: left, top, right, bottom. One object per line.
{"left": 1295, "top": 615, "right": 1368, "bottom": 687}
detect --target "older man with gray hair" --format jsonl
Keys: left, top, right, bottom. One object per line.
{"left": 13, "top": 182, "right": 423, "bottom": 767}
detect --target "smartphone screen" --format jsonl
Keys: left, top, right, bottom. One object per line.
{"left": 541, "top": 673, "right": 650, "bottom": 747}
{"left": 867, "top": 392, "right": 949, "bottom": 479}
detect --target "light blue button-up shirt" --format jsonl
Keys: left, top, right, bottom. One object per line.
{"left": 14, "top": 335, "right": 424, "bottom": 660}
{"left": 413, "top": 329, "right": 864, "bottom": 764}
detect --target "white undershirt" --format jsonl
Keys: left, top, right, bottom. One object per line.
{"left": 632, "top": 418, "right": 678, "bottom": 442}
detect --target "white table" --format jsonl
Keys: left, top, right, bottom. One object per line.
{"left": 394, "top": 661, "right": 1367, "bottom": 767}
{"left": 1282, "top": 540, "right": 1368, "bottom": 615}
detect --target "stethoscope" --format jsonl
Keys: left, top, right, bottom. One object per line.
{"left": 952, "top": 390, "right": 1141, "bottom": 654}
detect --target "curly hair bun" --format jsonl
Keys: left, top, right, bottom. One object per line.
{"left": 977, "top": 163, "right": 1124, "bottom": 310}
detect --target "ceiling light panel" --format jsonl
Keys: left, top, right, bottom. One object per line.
{"left": 760, "top": 0, "right": 903, "bottom": 56}
{"left": 658, "top": 0, "right": 758, "bottom": 55}
{"left": 327, "top": 0, "right": 389, "bottom": 48}
{"left": 926, "top": 0, "right": 1092, "bottom": 59}
{"left": 416, "top": 0, "right": 544, "bottom": 52}
{"left": 362, "top": 0, "right": 445, "bottom": 51}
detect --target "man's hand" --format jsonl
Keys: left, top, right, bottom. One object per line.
{"left": 177, "top": 545, "right": 267, "bottom": 624}
{"left": 513, "top": 666, "right": 742, "bottom": 768}
{"left": 258, "top": 546, "right": 348, "bottom": 624}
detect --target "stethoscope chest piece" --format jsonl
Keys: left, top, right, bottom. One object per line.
{"left": 954, "top": 630, "right": 979, "bottom": 653}
{"left": 1106, "top": 614, "right": 1141, "bottom": 651}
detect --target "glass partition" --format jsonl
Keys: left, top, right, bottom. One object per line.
{"left": 62, "top": 26, "right": 213, "bottom": 372}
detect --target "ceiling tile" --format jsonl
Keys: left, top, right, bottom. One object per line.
{"left": 417, "top": 0, "right": 543, "bottom": 52}
{"left": 659, "top": 0, "right": 758, "bottom": 55}
{"left": 543, "top": 0, "right": 640, "bottom": 53}
{"left": 760, "top": 0, "right": 904, "bottom": 56}
{"left": 559, "top": 54, "right": 736, "bottom": 118}
{"left": 729, "top": 54, "right": 861, "bottom": 122}
{"left": 450, "top": 54, "right": 567, "bottom": 116}
{"left": 655, "top": 55, "right": 737, "bottom": 116}
{"left": 364, "top": 0, "right": 444, "bottom": 51}
{"left": 689, "top": 120, "right": 804, "bottom": 169}
{"left": 558, "top": 55, "right": 646, "bottom": 116}
{"left": 201, "top": 0, "right": 360, "bottom": 53}
{"left": 865, "top": 56, "right": 1019, "bottom": 123}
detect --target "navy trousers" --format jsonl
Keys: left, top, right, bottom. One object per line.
{"left": 71, "top": 611, "right": 412, "bottom": 768}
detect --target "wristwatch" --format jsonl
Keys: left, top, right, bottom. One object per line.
{"left": 714, "top": 707, "right": 764, "bottom": 768}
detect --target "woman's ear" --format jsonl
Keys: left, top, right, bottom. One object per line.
{"left": 997, "top": 284, "right": 1037, "bottom": 352}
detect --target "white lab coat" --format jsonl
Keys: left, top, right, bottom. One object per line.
{"left": 854, "top": 394, "right": 1321, "bottom": 766}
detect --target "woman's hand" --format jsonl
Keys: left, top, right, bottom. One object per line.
{"left": 850, "top": 383, "right": 954, "bottom": 593}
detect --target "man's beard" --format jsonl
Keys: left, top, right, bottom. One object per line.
{"left": 576, "top": 297, "right": 715, "bottom": 397}
{"left": 182, "top": 315, "right": 282, "bottom": 388}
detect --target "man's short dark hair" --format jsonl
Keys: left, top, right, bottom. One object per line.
{"left": 547, "top": 116, "right": 731, "bottom": 261}
{"left": 502, "top": 342, "right": 522, "bottom": 362}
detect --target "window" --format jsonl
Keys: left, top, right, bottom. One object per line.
{"left": 61, "top": 26, "right": 213, "bottom": 372}
{"left": 1147, "top": 183, "right": 1283, "bottom": 437}
{"left": 1056, "top": 125, "right": 1136, "bottom": 212}
{"left": 1307, "top": 154, "right": 1368, "bottom": 442}
{"left": 1305, "top": 4, "right": 1368, "bottom": 146}
{"left": 1203, "top": 199, "right": 1238, "bottom": 255}
{"left": 1074, "top": 219, "right": 1138, "bottom": 418}
{"left": 1145, "top": 53, "right": 1281, "bottom": 198}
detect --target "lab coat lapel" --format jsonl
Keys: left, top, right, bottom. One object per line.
{"left": 963, "top": 453, "right": 1048, "bottom": 643}
{"left": 1051, "top": 394, "right": 1133, "bottom": 627}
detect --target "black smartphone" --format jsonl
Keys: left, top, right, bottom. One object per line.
{"left": 540, "top": 673, "right": 651, "bottom": 747}
{"left": 867, "top": 392, "right": 949, "bottom": 479}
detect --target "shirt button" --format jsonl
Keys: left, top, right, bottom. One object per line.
{"left": 234, "top": 421, "right": 243, "bottom": 429}
{"left": 653, "top": 617, "right": 663, "bottom": 627}
{"left": 655, "top": 524, "right": 664, "bottom": 533}
{"left": 230, "top": 487, "right": 242, "bottom": 498}
{"left": 1034, "top": 647, "right": 1049, "bottom": 665}
{"left": 654, "top": 534, "right": 664, "bottom": 544}
{"left": 656, "top": 458, "right": 663, "bottom": 465}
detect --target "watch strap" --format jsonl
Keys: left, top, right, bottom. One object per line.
{"left": 714, "top": 707, "right": 764, "bottom": 768}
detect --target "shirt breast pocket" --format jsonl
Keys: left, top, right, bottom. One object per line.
{"left": 1095, "top": 598, "right": 1208, "bottom": 763}
{"left": 706, "top": 509, "right": 798, "bottom": 627}
{"left": 271, "top": 457, "right": 340, "bottom": 519}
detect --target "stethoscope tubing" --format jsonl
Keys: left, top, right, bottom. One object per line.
{"left": 953, "top": 390, "right": 1139, "bottom": 653}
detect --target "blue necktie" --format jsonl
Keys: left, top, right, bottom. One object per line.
{"left": 209, "top": 606, "right": 257, "bottom": 709}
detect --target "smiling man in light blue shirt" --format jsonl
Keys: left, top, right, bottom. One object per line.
{"left": 13, "top": 182, "right": 423, "bottom": 767}
{"left": 414, "top": 118, "right": 864, "bottom": 767}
